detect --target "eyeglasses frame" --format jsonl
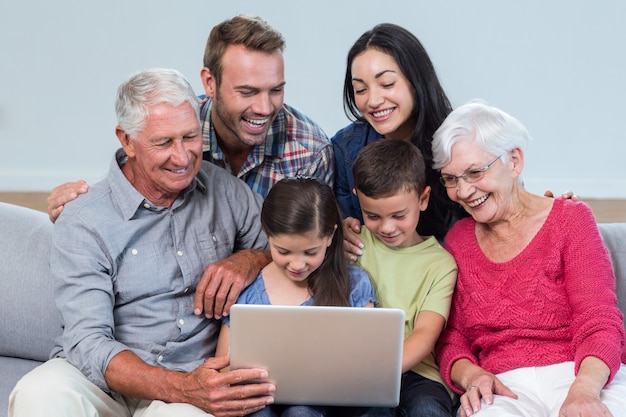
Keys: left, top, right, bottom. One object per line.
{"left": 439, "top": 154, "right": 503, "bottom": 188}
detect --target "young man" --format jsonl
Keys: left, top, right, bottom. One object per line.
{"left": 48, "top": 14, "right": 333, "bottom": 215}
{"left": 351, "top": 139, "right": 458, "bottom": 417}
{"left": 199, "top": 14, "right": 333, "bottom": 197}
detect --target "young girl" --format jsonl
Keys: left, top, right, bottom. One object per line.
{"left": 216, "top": 177, "right": 376, "bottom": 417}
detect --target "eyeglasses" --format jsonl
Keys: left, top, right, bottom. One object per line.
{"left": 439, "top": 155, "right": 502, "bottom": 188}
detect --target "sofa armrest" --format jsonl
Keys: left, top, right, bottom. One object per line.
{"left": 598, "top": 223, "right": 626, "bottom": 333}
{"left": 0, "top": 203, "right": 61, "bottom": 361}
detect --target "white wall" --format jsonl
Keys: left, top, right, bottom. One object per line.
{"left": 1, "top": 0, "right": 625, "bottom": 198}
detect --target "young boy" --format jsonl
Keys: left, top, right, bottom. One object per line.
{"left": 351, "top": 139, "right": 458, "bottom": 417}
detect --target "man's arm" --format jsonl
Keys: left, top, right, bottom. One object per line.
{"left": 105, "top": 350, "right": 274, "bottom": 417}
{"left": 47, "top": 180, "right": 89, "bottom": 223}
{"left": 194, "top": 249, "right": 271, "bottom": 319}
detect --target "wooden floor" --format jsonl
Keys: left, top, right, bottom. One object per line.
{"left": 1, "top": 191, "right": 626, "bottom": 223}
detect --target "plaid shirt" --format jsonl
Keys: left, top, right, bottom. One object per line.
{"left": 200, "top": 97, "right": 334, "bottom": 198}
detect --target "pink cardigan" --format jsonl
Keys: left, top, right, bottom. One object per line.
{"left": 436, "top": 198, "right": 626, "bottom": 394}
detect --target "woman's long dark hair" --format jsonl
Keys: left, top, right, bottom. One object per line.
{"left": 343, "top": 23, "right": 464, "bottom": 239}
{"left": 261, "top": 177, "right": 351, "bottom": 307}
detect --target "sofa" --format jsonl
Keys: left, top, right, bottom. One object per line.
{"left": 1, "top": 201, "right": 625, "bottom": 416}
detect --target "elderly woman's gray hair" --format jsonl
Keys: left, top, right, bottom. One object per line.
{"left": 115, "top": 68, "right": 200, "bottom": 139}
{"left": 432, "top": 100, "right": 531, "bottom": 170}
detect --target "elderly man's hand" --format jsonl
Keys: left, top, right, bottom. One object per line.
{"left": 47, "top": 180, "right": 89, "bottom": 223}
{"left": 194, "top": 249, "right": 271, "bottom": 319}
{"left": 183, "top": 355, "right": 275, "bottom": 417}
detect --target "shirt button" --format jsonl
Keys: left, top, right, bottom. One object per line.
{"left": 177, "top": 250, "right": 183, "bottom": 257}
{"left": 131, "top": 249, "right": 138, "bottom": 255}
{"left": 212, "top": 235, "right": 217, "bottom": 243}
{"left": 143, "top": 203, "right": 151, "bottom": 209}
{"left": 178, "top": 319, "right": 185, "bottom": 326}
{"left": 183, "top": 287, "right": 189, "bottom": 294}
{"left": 157, "top": 355, "right": 164, "bottom": 362}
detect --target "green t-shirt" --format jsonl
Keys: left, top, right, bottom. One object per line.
{"left": 355, "top": 227, "right": 457, "bottom": 386}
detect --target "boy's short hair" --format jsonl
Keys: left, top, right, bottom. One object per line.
{"left": 353, "top": 139, "right": 427, "bottom": 198}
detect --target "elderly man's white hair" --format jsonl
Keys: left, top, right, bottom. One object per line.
{"left": 115, "top": 68, "right": 200, "bottom": 139}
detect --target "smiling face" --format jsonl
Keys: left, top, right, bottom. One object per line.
{"left": 351, "top": 48, "right": 416, "bottom": 140}
{"left": 441, "top": 140, "right": 520, "bottom": 224}
{"left": 358, "top": 187, "right": 430, "bottom": 248}
{"left": 268, "top": 231, "right": 334, "bottom": 283}
{"left": 202, "top": 44, "right": 285, "bottom": 149}
{"left": 117, "top": 102, "right": 202, "bottom": 207}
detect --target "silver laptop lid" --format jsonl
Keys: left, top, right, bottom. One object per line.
{"left": 229, "top": 304, "right": 405, "bottom": 407}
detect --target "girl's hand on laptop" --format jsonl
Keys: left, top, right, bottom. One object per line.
{"left": 342, "top": 217, "right": 364, "bottom": 261}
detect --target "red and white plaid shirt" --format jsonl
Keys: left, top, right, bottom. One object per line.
{"left": 200, "top": 98, "right": 334, "bottom": 198}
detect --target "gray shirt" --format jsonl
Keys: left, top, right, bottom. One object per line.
{"left": 50, "top": 149, "right": 267, "bottom": 393}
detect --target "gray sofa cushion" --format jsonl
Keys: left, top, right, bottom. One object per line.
{"left": 599, "top": 222, "right": 626, "bottom": 331}
{"left": 0, "top": 203, "right": 61, "bottom": 361}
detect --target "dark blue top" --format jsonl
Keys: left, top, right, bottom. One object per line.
{"left": 331, "top": 122, "right": 383, "bottom": 221}
{"left": 331, "top": 121, "right": 467, "bottom": 241}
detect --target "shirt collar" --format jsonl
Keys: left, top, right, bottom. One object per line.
{"left": 201, "top": 97, "right": 286, "bottom": 160}
{"left": 107, "top": 148, "right": 207, "bottom": 221}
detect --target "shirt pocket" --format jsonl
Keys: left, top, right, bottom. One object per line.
{"left": 114, "top": 241, "right": 176, "bottom": 302}
{"left": 194, "top": 225, "right": 236, "bottom": 269}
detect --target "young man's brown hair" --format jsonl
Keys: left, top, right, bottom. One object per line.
{"left": 203, "top": 14, "right": 285, "bottom": 87}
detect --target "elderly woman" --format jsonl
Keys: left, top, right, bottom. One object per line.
{"left": 432, "top": 101, "right": 626, "bottom": 417}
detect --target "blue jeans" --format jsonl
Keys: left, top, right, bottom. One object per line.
{"left": 396, "top": 371, "right": 453, "bottom": 417}
{"left": 249, "top": 372, "right": 452, "bottom": 417}
{"left": 249, "top": 405, "right": 324, "bottom": 417}
{"left": 356, "top": 372, "right": 453, "bottom": 417}
{"left": 251, "top": 405, "right": 393, "bottom": 417}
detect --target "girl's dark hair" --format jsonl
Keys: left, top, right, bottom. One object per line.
{"left": 343, "top": 23, "right": 463, "bottom": 239}
{"left": 261, "top": 177, "right": 351, "bottom": 307}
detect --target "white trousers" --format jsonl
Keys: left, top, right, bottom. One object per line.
{"left": 461, "top": 362, "right": 626, "bottom": 417}
{"left": 8, "top": 358, "right": 212, "bottom": 417}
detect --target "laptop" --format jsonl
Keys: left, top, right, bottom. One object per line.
{"left": 229, "top": 304, "right": 405, "bottom": 407}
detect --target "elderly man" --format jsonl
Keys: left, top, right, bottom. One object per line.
{"left": 9, "top": 68, "right": 275, "bottom": 417}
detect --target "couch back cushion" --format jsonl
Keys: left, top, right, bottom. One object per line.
{"left": 598, "top": 222, "right": 626, "bottom": 333}
{"left": 0, "top": 202, "right": 61, "bottom": 361}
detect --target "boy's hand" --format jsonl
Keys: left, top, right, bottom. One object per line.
{"left": 342, "top": 217, "right": 364, "bottom": 261}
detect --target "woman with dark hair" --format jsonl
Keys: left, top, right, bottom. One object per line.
{"left": 332, "top": 23, "right": 466, "bottom": 247}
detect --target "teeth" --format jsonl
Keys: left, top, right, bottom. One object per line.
{"left": 244, "top": 117, "right": 269, "bottom": 126}
{"left": 169, "top": 168, "right": 187, "bottom": 174}
{"left": 467, "top": 194, "right": 489, "bottom": 208}
{"left": 372, "top": 108, "right": 393, "bottom": 118}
